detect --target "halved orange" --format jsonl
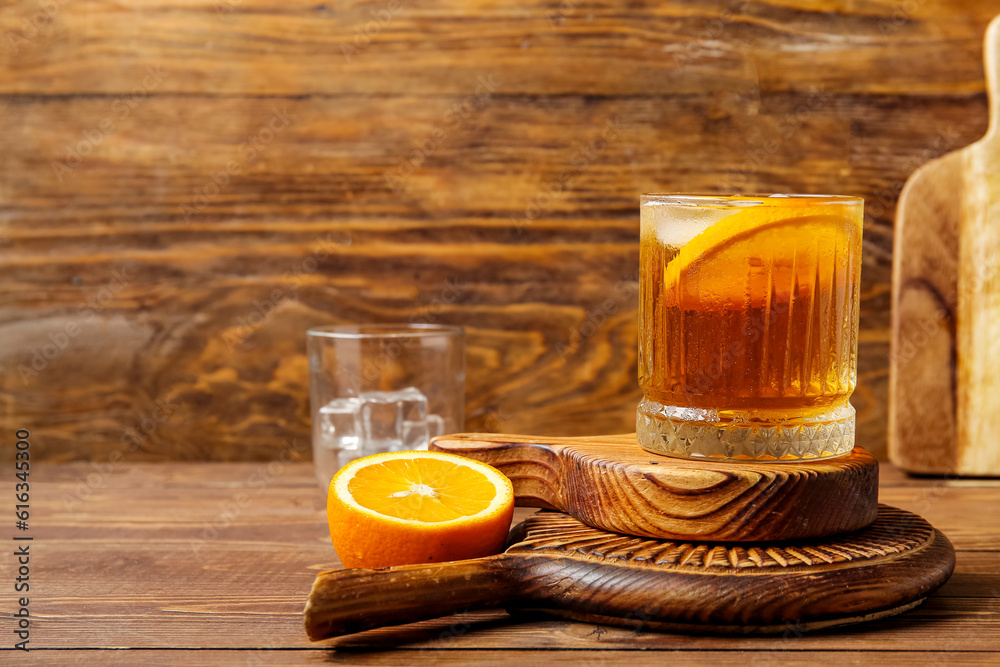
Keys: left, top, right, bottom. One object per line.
{"left": 327, "top": 451, "right": 515, "bottom": 569}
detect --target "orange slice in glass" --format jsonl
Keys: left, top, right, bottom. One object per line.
{"left": 662, "top": 204, "right": 861, "bottom": 306}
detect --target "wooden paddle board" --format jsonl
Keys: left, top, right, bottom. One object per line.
{"left": 303, "top": 505, "right": 954, "bottom": 640}
{"left": 890, "top": 14, "right": 1000, "bottom": 475}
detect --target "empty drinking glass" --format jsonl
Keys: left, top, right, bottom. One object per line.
{"left": 307, "top": 324, "right": 465, "bottom": 490}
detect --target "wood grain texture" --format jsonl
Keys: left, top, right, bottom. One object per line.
{"left": 18, "top": 652, "right": 1000, "bottom": 667}
{"left": 4, "top": 461, "right": 998, "bottom": 661}
{"left": 430, "top": 433, "right": 878, "bottom": 541}
{"left": 890, "top": 15, "right": 1000, "bottom": 475}
{"left": 2, "top": 1, "right": 1000, "bottom": 461}
{"left": 304, "top": 504, "right": 954, "bottom": 640}
{"left": 1, "top": 0, "right": 999, "bottom": 96}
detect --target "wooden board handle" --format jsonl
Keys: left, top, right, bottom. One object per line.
{"left": 303, "top": 555, "right": 514, "bottom": 641}
{"left": 988, "top": 16, "right": 1000, "bottom": 135}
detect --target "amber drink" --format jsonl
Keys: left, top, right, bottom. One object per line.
{"left": 637, "top": 194, "right": 864, "bottom": 461}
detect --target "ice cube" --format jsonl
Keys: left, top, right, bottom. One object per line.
{"left": 315, "top": 391, "right": 440, "bottom": 485}
{"left": 401, "top": 419, "right": 430, "bottom": 450}
{"left": 358, "top": 388, "right": 429, "bottom": 442}
{"left": 397, "top": 387, "right": 428, "bottom": 421}
{"left": 360, "top": 400, "right": 401, "bottom": 444}
{"left": 314, "top": 397, "right": 365, "bottom": 488}
{"left": 641, "top": 197, "right": 757, "bottom": 247}
{"left": 318, "top": 398, "right": 361, "bottom": 451}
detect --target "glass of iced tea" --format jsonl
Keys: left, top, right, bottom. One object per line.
{"left": 637, "top": 194, "right": 864, "bottom": 462}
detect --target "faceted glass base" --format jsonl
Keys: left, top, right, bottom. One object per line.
{"left": 636, "top": 398, "right": 856, "bottom": 462}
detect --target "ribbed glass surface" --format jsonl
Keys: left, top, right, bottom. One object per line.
{"left": 637, "top": 195, "right": 863, "bottom": 461}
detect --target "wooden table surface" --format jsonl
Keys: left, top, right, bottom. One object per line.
{"left": 6, "top": 461, "right": 999, "bottom": 665}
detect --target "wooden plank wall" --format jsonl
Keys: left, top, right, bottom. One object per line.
{"left": 1, "top": 0, "right": 996, "bottom": 461}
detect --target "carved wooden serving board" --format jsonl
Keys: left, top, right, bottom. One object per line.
{"left": 429, "top": 433, "right": 878, "bottom": 542}
{"left": 890, "top": 15, "right": 1000, "bottom": 475}
{"left": 304, "top": 505, "right": 955, "bottom": 640}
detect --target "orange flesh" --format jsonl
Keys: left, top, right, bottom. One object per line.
{"left": 347, "top": 458, "right": 495, "bottom": 522}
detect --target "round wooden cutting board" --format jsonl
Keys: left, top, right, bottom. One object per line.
{"left": 304, "top": 504, "right": 955, "bottom": 640}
